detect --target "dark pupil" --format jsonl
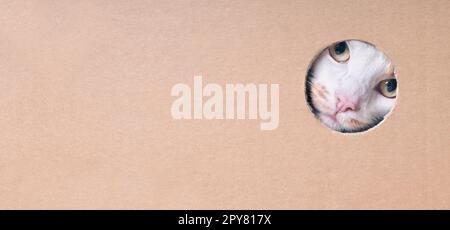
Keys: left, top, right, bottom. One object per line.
{"left": 334, "top": 42, "right": 347, "bottom": 55}
{"left": 386, "top": 79, "right": 397, "bottom": 92}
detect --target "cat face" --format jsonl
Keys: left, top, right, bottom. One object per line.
{"left": 306, "top": 40, "right": 397, "bottom": 133}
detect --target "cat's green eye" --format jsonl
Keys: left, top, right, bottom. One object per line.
{"left": 378, "top": 78, "right": 397, "bottom": 98}
{"left": 329, "top": 41, "right": 350, "bottom": 63}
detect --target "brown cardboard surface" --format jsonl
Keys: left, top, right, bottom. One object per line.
{"left": 0, "top": 0, "right": 449, "bottom": 209}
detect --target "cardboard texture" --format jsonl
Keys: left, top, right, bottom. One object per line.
{"left": 0, "top": 0, "right": 449, "bottom": 209}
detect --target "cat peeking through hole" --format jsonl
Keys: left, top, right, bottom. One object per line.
{"left": 306, "top": 40, "right": 397, "bottom": 133}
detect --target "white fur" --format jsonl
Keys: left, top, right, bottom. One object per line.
{"left": 308, "top": 40, "right": 397, "bottom": 132}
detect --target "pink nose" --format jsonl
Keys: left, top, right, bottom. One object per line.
{"left": 336, "top": 94, "right": 359, "bottom": 113}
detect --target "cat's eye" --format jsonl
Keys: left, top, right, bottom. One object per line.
{"left": 329, "top": 41, "right": 350, "bottom": 63}
{"left": 378, "top": 79, "right": 397, "bottom": 98}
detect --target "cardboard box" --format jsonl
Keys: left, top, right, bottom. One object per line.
{"left": 0, "top": 0, "right": 448, "bottom": 209}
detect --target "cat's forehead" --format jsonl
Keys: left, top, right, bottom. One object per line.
{"left": 347, "top": 41, "right": 390, "bottom": 78}
{"left": 348, "top": 41, "right": 389, "bottom": 63}
{"left": 311, "top": 40, "right": 392, "bottom": 83}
